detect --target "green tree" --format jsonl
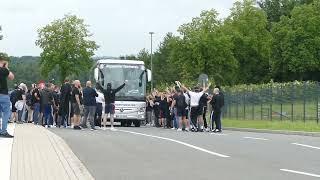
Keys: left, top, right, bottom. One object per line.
{"left": 270, "top": 0, "right": 320, "bottom": 81}
{"left": 258, "top": 0, "right": 314, "bottom": 28}
{"left": 36, "top": 14, "right": 99, "bottom": 82}
{"left": 175, "top": 10, "right": 238, "bottom": 85}
{"left": 224, "top": 0, "right": 272, "bottom": 84}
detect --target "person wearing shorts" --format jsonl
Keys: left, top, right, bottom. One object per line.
{"left": 173, "top": 89, "right": 189, "bottom": 131}
{"left": 96, "top": 81, "right": 126, "bottom": 131}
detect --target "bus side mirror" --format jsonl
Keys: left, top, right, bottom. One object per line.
{"left": 147, "top": 69, "right": 152, "bottom": 82}
{"left": 94, "top": 68, "right": 99, "bottom": 81}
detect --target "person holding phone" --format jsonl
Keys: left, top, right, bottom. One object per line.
{"left": 0, "top": 57, "right": 15, "bottom": 138}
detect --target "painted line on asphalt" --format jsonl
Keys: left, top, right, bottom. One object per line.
{"left": 210, "top": 133, "right": 229, "bottom": 136}
{"left": 117, "top": 129, "right": 230, "bottom": 158}
{"left": 292, "top": 143, "right": 320, "bottom": 150}
{"left": 243, "top": 137, "right": 269, "bottom": 141}
{"left": 280, "top": 169, "right": 320, "bottom": 178}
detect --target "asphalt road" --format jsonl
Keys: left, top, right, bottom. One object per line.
{"left": 50, "top": 127, "right": 320, "bottom": 180}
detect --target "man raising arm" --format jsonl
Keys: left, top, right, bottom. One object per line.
{"left": 0, "top": 58, "right": 15, "bottom": 138}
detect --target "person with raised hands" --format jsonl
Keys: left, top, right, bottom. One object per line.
{"left": 177, "top": 81, "right": 211, "bottom": 132}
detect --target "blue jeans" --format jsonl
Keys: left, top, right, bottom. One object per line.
{"left": 44, "top": 104, "right": 53, "bottom": 126}
{"left": 33, "top": 103, "right": 40, "bottom": 124}
{"left": 0, "top": 95, "right": 11, "bottom": 134}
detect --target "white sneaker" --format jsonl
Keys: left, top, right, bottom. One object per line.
{"left": 171, "top": 127, "right": 175, "bottom": 130}
{"left": 45, "top": 125, "right": 48, "bottom": 128}
{"left": 177, "top": 128, "right": 182, "bottom": 132}
{"left": 110, "top": 127, "right": 117, "bottom": 131}
{"left": 102, "top": 127, "right": 107, "bottom": 131}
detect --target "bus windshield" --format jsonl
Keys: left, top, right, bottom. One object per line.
{"left": 99, "top": 63, "right": 146, "bottom": 101}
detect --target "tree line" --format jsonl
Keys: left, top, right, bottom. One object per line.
{"left": 132, "top": 0, "right": 320, "bottom": 87}
{"left": 1, "top": 0, "right": 319, "bottom": 89}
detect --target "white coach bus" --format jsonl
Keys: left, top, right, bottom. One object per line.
{"left": 93, "top": 59, "right": 151, "bottom": 127}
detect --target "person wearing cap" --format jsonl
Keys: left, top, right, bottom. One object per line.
{"left": 0, "top": 57, "right": 15, "bottom": 138}
{"left": 96, "top": 81, "right": 126, "bottom": 131}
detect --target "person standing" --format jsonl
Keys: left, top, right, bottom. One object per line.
{"left": 146, "top": 95, "right": 154, "bottom": 126}
{"left": 52, "top": 85, "right": 60, "bottom": 127}
{"left": 32, "top": 84, "right": 41, "bottom": 125}
{"left": 81, "top": 81, "right": 98, "bottom": 130}
{"left": 9, "top": 85, "right": 19, "bottom": 123}
{"left": 210, "top": 88, "right": 224, "bottom": 133}
{"left": 0, "top": 57, "right": 15, "bottom": 138}
{"left": 172, "top": 89, "right": 189, "bottom": 131}
{"left": 40, "top": 83, "right": 54, "bottom": 128}
{"left": 179, "top": 81, "right": 211, "bottom": 132}
{"left": 96, "top": 81, "right": 126, "bottom": 131}
{"left": 95, "top": 90, "right": 104, "bottom": 128}
{"left": 16, "top": 83, "right": 27, "bottom": 124}
{"left": 71, "top": 80, "right": 82, "bottom": 130}
{"left": 59, "top": 80, "right": 72, "bottom": 128}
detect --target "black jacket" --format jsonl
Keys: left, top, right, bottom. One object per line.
{"left": 210, "top": 94, "right": 224, "bottom": 113}
{"left": 96, "top": 83, "right": 125, "bottom": 104}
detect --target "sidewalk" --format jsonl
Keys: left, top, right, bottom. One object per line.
{"left": 8, "top": 123, "right": 94, "bottom": 180}
{"left": 0, "top": 123, "right": 15, "bottom": 180}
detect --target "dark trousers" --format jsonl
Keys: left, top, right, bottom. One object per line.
{"left": 190, "top": 107, "right": 199, "bottom": 128}
{"left": 82, "top": 106, "right": 96, "bottom": 129}
{"left": 213, "top": 111, "right": 222, "bottom": 130}
{"left": 203, "top": 106, "right": 207, "bottom": 128}
{"left": 95, "top": 103, "right": 102, "bottom": 127}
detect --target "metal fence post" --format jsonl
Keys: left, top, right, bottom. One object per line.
{"left": 244, "top": 87, "right": 246, "bottom": 120}
{"left": 317, "top": 82, "right": 319, "bottom": 124}
{"left": 280, "top": 83, "right": 283, "bottom": 121}
{"left": 303, "top": 82, "right": 306, "bottom": 122}
{"left": 270, "top": 83, "right": 273, "bottom": 121}
{"left": 252, "top": 89, "right": 254, "bottom": 120}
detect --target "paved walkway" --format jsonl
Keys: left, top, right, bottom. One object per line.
{"left": 9, "top": 124, "right": 94, "bottom": 180}
{"left": 0, "top": 123, "right": 15, "bottom": 180}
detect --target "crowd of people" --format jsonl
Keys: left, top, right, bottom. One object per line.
{"left": 0, "top": 56, "right": 224, "bottom": 139}
{"left": 7, "top": 79, "right": 128, "bottom": 132}
{"left": 145, "top": 81, "right": 224, "bottom": 133}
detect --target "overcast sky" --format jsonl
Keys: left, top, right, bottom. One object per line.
{"left": 0, "top": 0, "right": 237, "bottom": 57}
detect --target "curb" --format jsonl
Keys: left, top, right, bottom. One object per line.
{"left": 224, "top": 127, "right": 320, "bottom": 137}
{"left": 45, "top": 128, "right": 95, "bottom": 180}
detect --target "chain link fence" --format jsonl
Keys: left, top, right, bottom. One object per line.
{"left": 223, "top": 81, "right": 320, "bottom": 123}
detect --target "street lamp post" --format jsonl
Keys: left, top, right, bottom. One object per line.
{"left": 149, "top": 32, "right": 154, "bottom": 92}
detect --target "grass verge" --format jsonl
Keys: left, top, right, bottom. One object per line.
{"left": 223, "top": 119, "right": 320, "bottom": 132}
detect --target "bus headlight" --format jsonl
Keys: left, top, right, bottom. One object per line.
{"left": 138, "top": 107, "right": 145, "bottom": 114}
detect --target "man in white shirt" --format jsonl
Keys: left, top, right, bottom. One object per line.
{"left": 177, "top": 81, "right": 210, "bottom": 132}
{"left": 95, "top": 90, "right": 105, "bottom": 128}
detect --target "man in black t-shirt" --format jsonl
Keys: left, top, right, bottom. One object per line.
{"left": 0, "top": 57, "right": 15, "bottom": 138}
{"left": 71, "top": 80, "right": 82, "bottom": 130}
{"left": 172, "top": 90, "right": 189, "bottom": 131}
{"left": 96, "top": 81, "right": 126, "bottom": 131}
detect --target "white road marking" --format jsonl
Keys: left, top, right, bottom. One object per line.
{"left": 0, "top": 123, "right": 15, "bottom": 180}
{"left": 210, "top": 133, "right": 229, "bottom": 136}
{"left": 280, "top": 169, "right": 320, "bottom": 178}
{"left": 243, "top": 137, "right": 269, "bottom": 141}
{"left": 118, "top": 129, "right": 230, "bottom": 158}
{"left": 292, "top": 143, "right": 320, "bottom": 150}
